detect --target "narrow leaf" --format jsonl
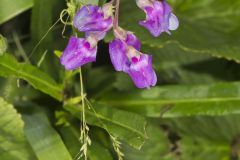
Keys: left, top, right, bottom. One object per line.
{"left": 0, "top": 54, "right": 63, "bottom": 100}
{"left": 99, "top": 82, "right": 240, "bottom": 117}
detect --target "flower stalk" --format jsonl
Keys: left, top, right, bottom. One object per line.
{"left": 113, "top": 0, "right": 120, "bottom": 29}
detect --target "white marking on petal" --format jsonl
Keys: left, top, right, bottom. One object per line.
{"left": 168, "top": 13, "right": 179, "bottom": 30}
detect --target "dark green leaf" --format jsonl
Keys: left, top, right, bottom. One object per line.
{"left": 59, "top": 125, "right": 113, "bottom": 160}
{"left": 123, "top": 124, "right": 173, "bottom": 160}
{"left": 163, "top": 115, "right": 240, "bottom": 159}
{"left": 64, "top": 104, "right": 147, "bottom": 149}
{"left": 0, "top": 0, "right": 33, "bottom": 24}
{"left": 0, "top": 34, "right": 7, "bottom": 55}
{"left": 98, "top": 82, "right": 240, "bottom": 117}
{"left": 0, "top": 97, "right": 36, "bottom": 160}
{"left": 0, "top": 54, "right": 63, "bottom": 100}
{"left": 20, "top": 104, "right": 72, "bottom": 160}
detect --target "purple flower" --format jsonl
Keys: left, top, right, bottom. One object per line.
{"left": 127, "top": 53, "right": 157, "bottom": 88}
{"left": 73, "top": 4, "right": 113, "bottom": 40}
{"left": 60, "top": 36, "right": 98, "bottom": 70}
{"left": 109, "top": 29, "right": 141, "bottom": 71}
{"left": 109, "top": 39, "right": 128, "bottom": 72}
{"left": 136, "top": 0, "right": 179, "bottom": 37}
{"left": 109, "top": 30, "right": 157, "bottom": 88}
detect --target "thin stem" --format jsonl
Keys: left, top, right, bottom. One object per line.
{"left": 113, "top": 0, "right": 120, "bottom": 29}
{"left": 79, "top": 68, "right": 89, "bottom": 160}
{"left": 79, "top": 68, "right": 85, "bottom": 128}
{"left": 12, "top": 31, "right": 30, "bottom": 64}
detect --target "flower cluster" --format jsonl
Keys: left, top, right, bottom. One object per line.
{"left": 60, "top": 0, "right": 179, "bottom": 88}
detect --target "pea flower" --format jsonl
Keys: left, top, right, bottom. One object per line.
{"left": 60, "top": 35, "right": 98, "bottom": 70}
{"left": 73, "top": 3, "right": 113, "bottom": 40}
{"left": 109, "top": 28, "right": 157, "bottom": 88}
{"left": 136, "top": 0, "right": 179, "bottom": 37}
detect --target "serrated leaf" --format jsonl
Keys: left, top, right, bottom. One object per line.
{"left": 0, "top": 54, "right": 63, "bottom": 100}
{"left": 98, "top": 82, "right": 240, "bottom": 117}
{"left": 64, "top": 104, "right": 147, "bottom": 149}
{"left": 0, "top": 0, "right": 33, "bottom": 24}
{"left": 0, "top": 97, "right": 36, "bottom": 160}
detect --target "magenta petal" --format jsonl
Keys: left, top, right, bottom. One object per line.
{"left": 127, "top": 54, "right": 157, "bottom": 88}
{"left": 73, "top": 5, "right": 113, "bottom": 33}
{"left": 138, "top": 0, "right": 178, "bottom": 36}
{"left": 60, "top": 36, "right": 97, "bottom": 70}
{"left": 109, "top": 39, "right": 128, "bottom": 72}
{"left": 125, "top": 33, "right": 141, "bottom": 51}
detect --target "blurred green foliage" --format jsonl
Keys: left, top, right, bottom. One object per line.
{"left": 0, "top": 0, "right": 240, "bottom": 159}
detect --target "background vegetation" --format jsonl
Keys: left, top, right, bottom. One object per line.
{"left": 0, "top": 0, "right": 240, "bottom": 159}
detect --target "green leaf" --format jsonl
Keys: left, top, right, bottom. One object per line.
{"left": 0, "top": 34, "right": 7, "bottom": 55}
{"left": 30, "top": 0, "right": 61, "bottom": 77}
{"left": 0, "top": 0, "right": 33, "bottom": 24}
{"left": 59, "top": 125, "right": 113, "bottom": 160}
{"left": 64, "top": 104, "right": 147, "bottom": 149}
{"left": 98, "top": 82, "right": 240, "bottom": 117}
{"left": 142, "top": 44, "right": 240, "bottom": 84}
{"left": 180, "top": 138, "right": 230, "bottom": 160}
{"left": 163, "top": 115, "right": 240, "bottom": 159}
{"left": 82, "top": 0, "right": 99, "bottom": 5}
{"left": 0, "top": 97, "right": 36, "bottom": 160}
{"left": 0, "top": 54, "right": 63, "bottom": 100}
{"left": 20, "top": 104, "right": 72, "bottom": 160}
{"left": 117, "top": 0, "right": 240, "bottom": 62}
{"left": 31, "top": 0, "right": 53, "bottom": 46}
{"left": 123, "top": 124, "right": 172, "bottom": 160}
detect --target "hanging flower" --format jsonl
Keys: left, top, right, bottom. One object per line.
{"left": 60, "top": 35, "right": 98, "bottom": 70}
{"left": 127, "top": 51, "right": 157, "bottom": 88}
{"left": 136, "top": 0, "right": 179, "bottom": 37}
{"left": 109, "top": 29, "right": 157, "bottom": 88}
{"left": 73, "top": 4, "right": 113, "bottom": 40}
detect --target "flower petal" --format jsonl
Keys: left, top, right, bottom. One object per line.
{"left": 125, "top": 33, "right": 141, "bottom": 51}
{"left": 168, "top": 13, "right": 179, "bottom": 30}
{"left": 137, "top": 0, "right": 178, "bottom": 36}
{"left": 127, "top": 54, "right": 157, "bottom": 88}
{"left": 73, "top": 5, "right": 113, "bottom": 33}
{"left": 60, "top": 36, "right": 97, "bottom": 70}
{"left": 109, "top": 39, "right": 128, "bottom": 72}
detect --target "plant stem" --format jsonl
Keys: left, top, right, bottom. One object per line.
{"left": 79, "top": 68, "right": 85, "bottom": 131}
{"left": 79, "top": 68, "right": 88, "bottom": 160}
{"left": 113, "top": 0, "right": 120, "bottom": 29}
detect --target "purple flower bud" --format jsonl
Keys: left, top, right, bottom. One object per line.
{"left": 73, "top": 4, "right": 113, "bottom": 37}
{"left": 60, "top": 36, "right": 98, "bottom": 70}
{"left": 109, "top": 30, "right": 157, "bottom": 88}
{"left": 136, "top": 0, "right": 179, "bottom": 37}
